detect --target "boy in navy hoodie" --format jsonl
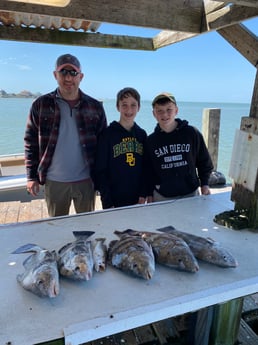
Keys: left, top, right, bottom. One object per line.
{"left": 96, "top": 87, "right": 147, "bottom": 209}
{"left": 145, "top": 92, "right": 213, "bottom": 202}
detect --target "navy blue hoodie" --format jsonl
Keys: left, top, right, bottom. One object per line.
{"left": 95, "top": 121, "right": 147, "bottom": 208}
{"left": 145, "top": 119, "right": 213, "bottom": 197}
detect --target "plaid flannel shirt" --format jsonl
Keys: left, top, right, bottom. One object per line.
{"left": 24, "top": 89, "right": 107, "bottom": 185}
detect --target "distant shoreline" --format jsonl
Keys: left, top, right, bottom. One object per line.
{"left": 0, "top": 89, "right": 40, "bottom": 98}
{"left": 0, "top": 95, "right": 37, "bottom": 98}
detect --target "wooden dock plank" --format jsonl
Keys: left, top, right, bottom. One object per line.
{"left": 30, "top": 199, "right": 45, "bottom": 220}
{"left": 0, "top": 197, "right": 102, "bottom": 225}
{"left": 3, "top": 201, "right": 20, "bottom": 224}
{"left": 238, "top": 318, "right": 258, "bottom": 345}
{"left": 152, "top": 318, "right": 179, "bottom": 344}
{"left": 0, "top": 202, "right": 10, "bottom": 224}
{"left": 134, "top": 324, "right": 157, "bottom": 344}
{"left": 41, "top": 199, "right": 50, "bottom": 219}
{"left": 18, "top": 201, "right": 33, "bottom": 222}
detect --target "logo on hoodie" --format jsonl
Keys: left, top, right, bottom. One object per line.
{"left": 126, "top": 153, "right": 136, "bottom": 166}
{"left": 113, "top": 137, "right": 143, "bottom": 167}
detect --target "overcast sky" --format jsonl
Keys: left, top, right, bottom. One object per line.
{"left": 0, "top": 17, "right": 257, "bottom": 103}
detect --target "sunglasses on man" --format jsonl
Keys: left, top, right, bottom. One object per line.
{"left": 58, "top": 69, "right": 80, "bottom": 77}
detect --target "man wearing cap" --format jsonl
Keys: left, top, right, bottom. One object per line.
{"left": 24, "top": 54, "right": 107, "bottom": 217}
{"left": 145, "top": 92, "right": 213, "bottom": 202}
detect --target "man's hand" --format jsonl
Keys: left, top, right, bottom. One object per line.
{"left": 26, "top": 181, "right": 40, "bottom": 197}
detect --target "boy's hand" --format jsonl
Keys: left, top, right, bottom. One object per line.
{"left": 201, "top": 185, "right": 211, "bottom": 195}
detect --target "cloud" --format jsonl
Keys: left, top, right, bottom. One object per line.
{"left": 16, "top": 64, "right": 31, "bottom": 70}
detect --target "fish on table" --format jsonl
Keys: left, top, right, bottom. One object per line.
{"left": 157, "top": 226, "right": 238, "bottom": 268}
{"left": 108, "top": 231, "right": 155, "bottom": 280}
{"left": 12, "top": 243, "right": 60, "bottom": 298}
{"left": 57, "top": 231, "right": 94, "bottom": 281}
{"left": 92, "top": 238, "right": 107, "bottom": 272}
{"left": 115, "top": 229, "right": 199, "bottom": 273}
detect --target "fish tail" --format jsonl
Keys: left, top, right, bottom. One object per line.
{"left": 114, "top": 229, "right": 141, "bottom": 237}
{"left": 11, "top": 243, "right": 43, "bottom": 254}
{"left": 157, "top": 226, "right": 176, "bottom": 234}
{"left": 72, "top": 231, "right": 95, "bottom": 239}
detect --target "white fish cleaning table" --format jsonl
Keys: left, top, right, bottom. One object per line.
{"left": 1, "top": 192, "right": 258, "bottom": 345}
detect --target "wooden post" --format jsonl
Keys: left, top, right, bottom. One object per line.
{"left": 202, "top": 108, "right": 221, "bottom": 171}
{"left": 231, "top": 68, "right": 258, "bottom": 228}
{"left": 209, "top": 298, "right": 243, "bottom": 345}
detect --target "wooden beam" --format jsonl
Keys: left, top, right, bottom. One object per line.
{"left": 153, "top": 3, "right": 258, "bottom": 49}
{"left": 0, "top": 25, "right": 155, "bottom": 50}
{"left": 152, "top": 1, "right": 226, "bottom": 49}
{"left": 0, "top": 0, "right": 204, "bottom": 32}
{"left": 207, "top": 5, "right": 258, "bottom": 30}
{"left": 153, "top": 31, "right": 197, "bottom": 49}
{"left": 203, "top": 1, "right": 228, "bottom": 15}
{"left": 217, "top": 23, "right": 258, "bottom": 67}
{"left": 249, "top": 69, "right": 258, "bottom": 118}
{"left": 228, "top": 0, "right": 258, "bottom": 8}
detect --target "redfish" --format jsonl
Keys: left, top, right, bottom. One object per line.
{"left": 108, "top": 231, "right": 155, "bottom": 280}
{"left": 116, "top": 229, "right": 199, "bottom": 273}
{"left": 57, "top": 231, "right": 94, "bottom": 280}
{"left": 157, "top": 226, "right": 238, "bottom": 268}
{"left": 12, "top": 243, "right": 60, "bottom": 298}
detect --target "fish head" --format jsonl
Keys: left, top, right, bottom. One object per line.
{"left": 21, "top": 263, "right": 60, "bottom": 298}
{"left": 128, "top": 250, "right": 155, "bottom": 280}
{"left": 202, "top": 243, "right": 238, "bottom": 268}
{"left": 93, "top": 256, "right": 107, "bottom": 273}
{"left": 58, "top": 253, "right": 93, "bottom": 280}
{"left": 173, "top": 246, "right": 199, "bottom": 273}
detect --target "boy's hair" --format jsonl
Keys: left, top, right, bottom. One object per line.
{"left": 116, "top": 87, "right": 141, "bottom": 107}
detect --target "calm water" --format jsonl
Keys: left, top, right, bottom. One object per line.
{"left": 0, "top": 98, "right": 250, "bottom": 182}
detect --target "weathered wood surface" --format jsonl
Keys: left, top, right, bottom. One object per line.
{"left": 218, "top": 24, "right": 258, "bottom": 67}
{"left": 0, "top": 1, "right": 258, "bottom": 50}
{"left": 0, "top": 0, "right": 204, "bottom": 33}
{"left": 202, "top": 108, "right": 220, "bottom": 171}
{"left": 230, "top": 68, "right": 258, "bottom": 227}
{"left": 0, "top": 196, "right": 102, "bottom": 224}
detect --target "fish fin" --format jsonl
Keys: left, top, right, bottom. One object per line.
{"left": 58, "top": 242, "right": 73, "bottom": 254}
{"left": 114, "top": 229, "right": 142, "bottom": 237}
{"left": 114, "top": 230, "right": 124, "bottom": 236}
{"left": 72, "top": 231, "right": 95, "bottom": 239}
{"left": 95, "top": 237, "right": 106, "bottom": 242}
{"left": 11, "top": 243, "right": 43, "bottom": 254}
{"left": 206, "top": 237, "right": 216, "bottom": 243}
{"left": 16, "top": 273, "right": 23, "bottom": 283}
{"left": 51, "top": 250, "right": 58, "bottom": 260}
{"left": 156, "top": 226, "right": 176, "bottom": 233}
{"left": 22, "top": 254, "right": 36, "bottom": 268}
{"left": 85, "top": 240, "right": 93, "bottom": 248}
